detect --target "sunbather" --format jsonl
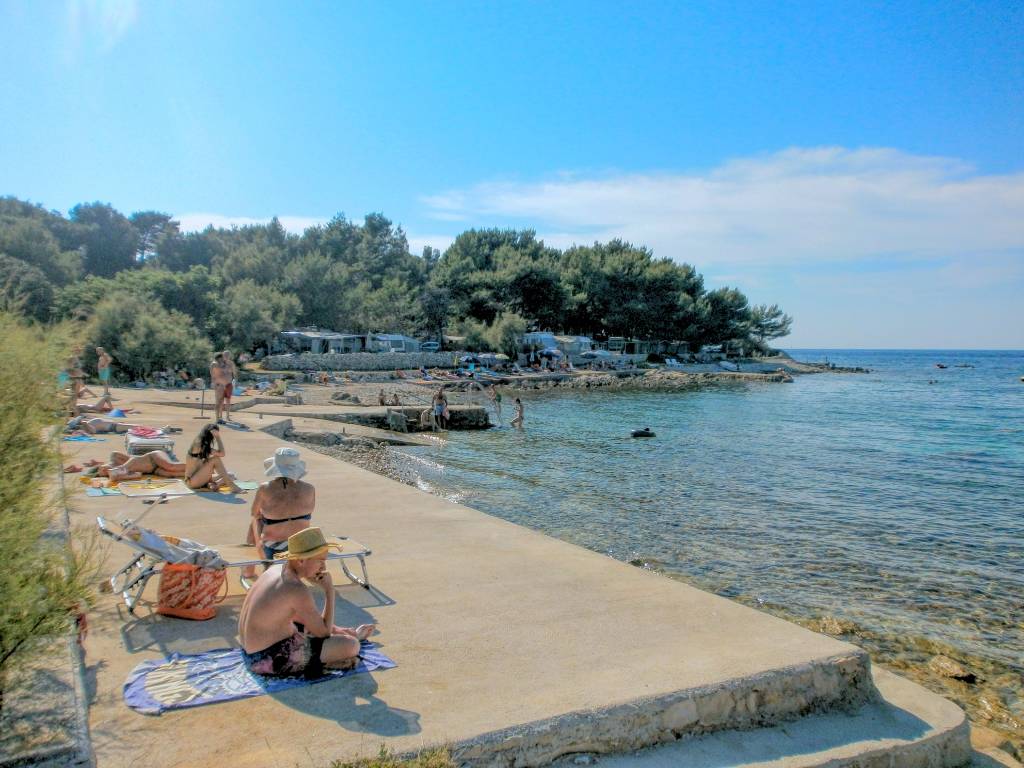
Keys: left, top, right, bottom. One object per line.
{"left": 93, "top": 450, "right": 185, "bottom": 481}
{"left": 64, "top": 416, "right": 180, "bottom": 435}
{"left": 185, "top": 424, "right": 242, "bottom": 493}
{"left": 72, "top": 394, "right": 114, "bottom": 415}
{"left": 242, "top": 448, "right": 315, "bottom": 581}
{"left": 238, "top": 528, "right": 374, "bottom": 678}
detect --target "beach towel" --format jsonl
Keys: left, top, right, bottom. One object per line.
{"left": 85, "top": 487, "right": 123, "bottom": 496}
{"left": 63, "top": 435, "right": 105, "bottom": 442}
{"left": 118, "top": 479, "right": 195, "bottom": 497}
{"left": 128, "top": 426, "right": 164, "bottom": 438}
{"left": 110, "top": 408, "right": 127, "bottom": 417}
{"left": 195, "top": 479, "right": 259, "bottom": 494}
{"left": 123, "top": 642, "right": 395, "bottom": 715}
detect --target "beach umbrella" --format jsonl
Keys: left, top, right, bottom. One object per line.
{"left": 581, "top": 349, "right": 611, "bottom": 359}
{"left": 493, "top": 353, "right": 510, "bottom": 360}
{"left": 459, "top": 354, "right": 481, "bottom": 364}
{"left": 540, "top": 347, "right": 563, "bottom": 358}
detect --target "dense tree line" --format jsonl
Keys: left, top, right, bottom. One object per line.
{"left": 0, "top": 195, "right": 791, "bottom": 378}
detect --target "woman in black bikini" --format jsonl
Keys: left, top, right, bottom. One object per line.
{"left": 241, "top": 448, "right": 316, "bottom": 583}
{"left": 185, "top": 424, "right": 243, "bottom": 493}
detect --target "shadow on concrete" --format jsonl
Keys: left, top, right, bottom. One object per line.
{"left": 271, "top": 672, "right": 421, "bottom": 737}
{"left": 192, "top": 492, "right": 248, "bottom": 505}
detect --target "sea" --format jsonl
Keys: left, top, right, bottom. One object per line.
{"left": 394, "top": 349, "right": 1023, "bottom": 720}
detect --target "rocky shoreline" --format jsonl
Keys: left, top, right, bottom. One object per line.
{"left": 295, "top": 430, "right": 1023, "bottom": 762}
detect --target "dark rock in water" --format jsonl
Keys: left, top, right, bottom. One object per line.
{"left": 928, "top": 654, "right": 978, "bottom": 683}
{"left": 631, "top": 428, "right": 655, "bottom": 438}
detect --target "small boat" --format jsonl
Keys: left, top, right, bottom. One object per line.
{"left": 718, "top": 360, "right": 739, "bottom": 372}
{"left": 935, "top": 363, "right": 948, "bottom": 369}
{"left": 631, "top": 428, "right": 655, "bottom": 438}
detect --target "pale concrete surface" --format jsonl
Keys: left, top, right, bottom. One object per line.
{"left": 594, "top": 668, "right": 970, "bottom": 768}
{"left": 67, "top": 390, "right": 965, "bottom": 768}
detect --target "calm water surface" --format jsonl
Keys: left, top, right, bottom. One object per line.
{"left": 398, "top": 350, "right": 1024, "bottom": 679}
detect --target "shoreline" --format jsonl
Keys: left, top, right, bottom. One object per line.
{"left": 289, "top": 390, "right": 1023, "bottom": 760}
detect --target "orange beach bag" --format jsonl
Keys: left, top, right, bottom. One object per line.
{"left": 156, "top": 563, "right": 228, "bottom": 621}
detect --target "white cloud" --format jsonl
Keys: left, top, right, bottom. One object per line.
{"left": 67, "top": 0, "right": 138, "bottom": 51}
{"left": 419, "top": 147, "right": 1024, "bottom": 273}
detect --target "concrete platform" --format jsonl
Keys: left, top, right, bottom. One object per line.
{"left": 593, "top": 668, "right": 970, "bottom": 768}
{"left": 66, "top": 390, "right": 972, "bottom": 768}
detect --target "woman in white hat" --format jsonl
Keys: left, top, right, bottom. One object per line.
{"left": 241, "top": 447, "right": 315, "bottom": 584}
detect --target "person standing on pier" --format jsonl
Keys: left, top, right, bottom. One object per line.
{"left": 209, "top": 352, "right": 232, "bottom": 424}
{"left": 96, "top": 347, "right": 113, "bottom": 396}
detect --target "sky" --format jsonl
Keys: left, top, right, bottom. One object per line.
{"left": 1, "top": 0, "right": 1022, "bottom": 349}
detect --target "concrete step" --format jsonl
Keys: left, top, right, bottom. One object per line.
{"left": 584, "top": 668, "right": 971, "bottom": 768}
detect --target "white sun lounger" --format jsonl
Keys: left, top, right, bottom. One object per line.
{"left": 97, "top": 516, "right": 372, "bottom": 615}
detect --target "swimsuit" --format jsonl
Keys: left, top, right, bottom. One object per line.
{"left": 242, "top": 628, "right": 325, "bottom": 679}
{"left": 99, "top": 368, "right": 111, "bottom": 383}
{"left": 259, "top": 513, "right": 313, "bottom": 527}
{"left": 260, "top": 539, "right": 290, "bottom": 560}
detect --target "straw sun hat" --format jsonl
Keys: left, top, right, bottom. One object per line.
{"left": 276, "top": 527, "right": 343, "bottom": 560}
{"left": 263, "top": 447, "right": 307, "bottom": 480}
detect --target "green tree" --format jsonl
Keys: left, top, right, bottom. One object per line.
{"left": 0, "top": 255, "right": 55, "bottom": 321}
{"left": 693, "top": 287, "right": 751, "bottom": 347}
{"left": 69, "top": 202, "right": 139, "bottom": 277}
{"left": 486, "top": 312, "right": 528, "bottom": 359}
{"left": 130, "top": 211, "right": 180, "bottom": 261}
{"left": 0, "top": 218, "right": 81, "bottom": 284}
{"left": 749, "top": 304, "right": 793, "bottom": 348}
{"left": 220, "top": 280, "right": 300, "bottom": 352}
{"left": 418, "top": 286, "right": 451, "bottom": 348}
{"left": 87, "top": 292, "right": 214, "bottom": 378}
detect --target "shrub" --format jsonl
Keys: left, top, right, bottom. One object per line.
{"left": 0, "top": 313, "right": 94, "bottom": 713}
{"left": 86, "top": 291, "right": 213, "bottom": 379}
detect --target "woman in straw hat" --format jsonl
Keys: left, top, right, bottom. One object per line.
{"left": 238, "top": 527, "right": 375, "bottom": 678}
{"left": 241, "top": 447, "right": 315, "bottom": 583}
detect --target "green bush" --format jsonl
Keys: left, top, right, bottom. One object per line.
{"left": 86, "top": 291, "right": 214, "bottom": 379}
{"left": 0, "top": 313, "right": 94, "bottom": 712}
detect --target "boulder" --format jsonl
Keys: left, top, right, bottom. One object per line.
{"left": 928, "top": 654, "right": 978, "bottom": 683}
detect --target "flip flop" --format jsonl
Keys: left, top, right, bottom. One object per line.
{"left": 63, "top": 464, "right": 83, "bottom": 473}
{"left": 83, "top": 458, "right": 103, "bottom": 467}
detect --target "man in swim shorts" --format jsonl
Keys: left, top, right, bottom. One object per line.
{"left": 209, "top": 352, "right": 233, "bottom": 424}
{"left": 96, "top": 347, "right": 113, "bottom": 396}
{"left": 238, "top": 528, "right": 374, "bottom": 678}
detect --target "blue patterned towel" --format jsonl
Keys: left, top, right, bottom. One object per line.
{"left": 124, "top": 642, "right": 395, "bottom": 715}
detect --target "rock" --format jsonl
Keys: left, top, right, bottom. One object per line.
{"left": 572, "top": 755, "right": 596, "bottom": 765}
{"left": 816, "top": 616, "right": 857, "bottom": 636}
{"left": 928, "top": 654, "right": 978, "bottom": 683}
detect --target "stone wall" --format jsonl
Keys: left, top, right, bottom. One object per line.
{"left": 262, "top": 351, "right": 457, "bottom": 372}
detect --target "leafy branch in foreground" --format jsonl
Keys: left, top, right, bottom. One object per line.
{"left": 0, "top": 314, "right": 96, "bottom": 712}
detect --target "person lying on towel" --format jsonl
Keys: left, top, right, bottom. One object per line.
{"left": 238, "top": 527, "right": 374, "bottom": 678}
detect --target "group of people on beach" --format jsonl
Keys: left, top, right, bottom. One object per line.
{"left": 237, "top": 447, "right": 373, "bottom": 676}
{"left": 72, "top": 403, "right": 370, "bottom": 677}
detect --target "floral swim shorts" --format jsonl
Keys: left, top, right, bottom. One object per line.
{"left": 242, "top": 631, "right": 325, "bottom": 679}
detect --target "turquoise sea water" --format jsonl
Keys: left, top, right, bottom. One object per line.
{"left": 398, "top": 350, "right": 1023, "bottom": 680}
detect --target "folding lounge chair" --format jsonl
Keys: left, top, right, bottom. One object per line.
{"left": 124, "top": 432, "right": 175, "bottom": 457}
{"left": 97, "top": 516, "right": 372, "bottom": 615}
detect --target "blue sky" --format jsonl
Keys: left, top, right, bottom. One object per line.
{"left": 2, "top": 0, "right": 1022, "bottom": 348}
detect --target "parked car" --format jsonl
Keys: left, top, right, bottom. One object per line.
{"left": 421, "top": 341, "right": 441, "bottom": 352}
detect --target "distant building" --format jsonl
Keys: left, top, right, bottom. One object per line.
{"left": 553, "top": 335, "right": 593, "bottom": 355}
{"left": 372, "top": 333, "right": 421, "bottom": 353}
{"left": 522, "top": 331, "right": 559, "bottom": 351}
{"left": 276, "top": 328, "right": 354, "bottom": 354}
